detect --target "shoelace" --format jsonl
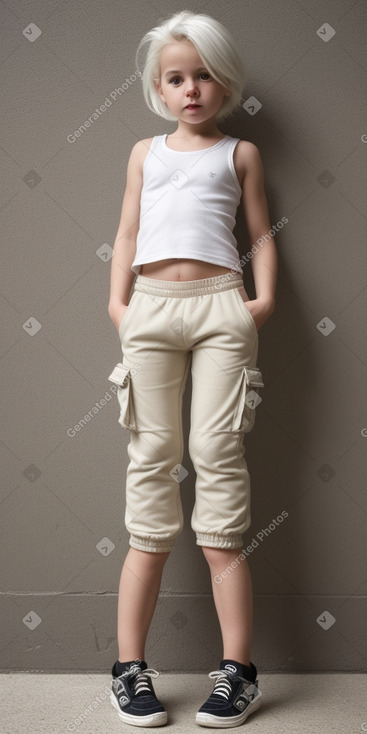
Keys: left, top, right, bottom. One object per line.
{"left": 132, "top": 669, "right": 160, "bottom": 695}
{"left": 208, "top": 670, "right": 234, "bottom": 700}
{"left": 118, "top": 664, "right": 160, "bottom": 696}
{"left": 208, "top": 670, "right": 257, "bottom": 706}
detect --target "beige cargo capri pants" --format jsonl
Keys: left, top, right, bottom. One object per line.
{"left": 108, "top": 272, "right": 264, "bottom": 553}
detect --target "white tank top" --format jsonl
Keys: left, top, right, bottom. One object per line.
{"left": 131, "top": 134, "right": 243, "bottom": 275}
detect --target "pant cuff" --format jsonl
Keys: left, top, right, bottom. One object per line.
{"left": 129, "top": 534, "right": 175, "bottom": 553}
{"left": 196, "top": 532, "right": 244, "bottom": 549}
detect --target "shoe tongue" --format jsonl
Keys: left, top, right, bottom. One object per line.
{"left": 130, "top": 659, "right": 147, "bottom": 672}
{"left": 220, "top": 660, "right": 255, "bottom": 683}
{"left": 220, "top": 660, "right": 240, "bottom": 676}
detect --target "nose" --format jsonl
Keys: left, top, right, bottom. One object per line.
{"left": 185, "top": 80, "right": 199, "bottom": 97}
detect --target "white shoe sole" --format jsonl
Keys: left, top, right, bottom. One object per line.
{"left": 196, "top": 691, "right": 261, "bottom": 728}
{"left": 110, "top": 692, "right": 168, "bottom": 727}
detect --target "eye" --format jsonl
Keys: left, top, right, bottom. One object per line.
{"left": 169, "top": 77, "right": 181, "bottom": 85}
{"left": 200, "top": 73, "right": 211, "bottom": 80}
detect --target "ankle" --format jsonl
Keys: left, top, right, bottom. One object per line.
{"left": 118, "top": 653, "right": 145, "bottom": 663}
{"left": 113, "top": 659, "right": 147, "bottom": 677}
{"left": 220, "top": 659, "right": 257, "bottom": 682}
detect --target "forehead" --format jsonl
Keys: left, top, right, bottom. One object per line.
{"left": 159, "top": 40, "right": 205, "bottom": 72}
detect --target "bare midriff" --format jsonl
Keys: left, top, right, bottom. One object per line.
{"left": 139, "top": 258, "right": 236, "bottom": 282}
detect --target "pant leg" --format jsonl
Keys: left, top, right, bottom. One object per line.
{"left": 110, "top": 289, "right": 191, "bottom": 553}
{"left": 188, "top": 286, "right": 261, "bottom": 549}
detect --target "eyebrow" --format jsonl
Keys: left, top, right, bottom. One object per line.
{"left": 164, "top": 67, "right": 208, "bottom": 78}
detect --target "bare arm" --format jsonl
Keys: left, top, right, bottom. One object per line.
{"left": 108, "top": 141, "right": 144, "bottom": 330}
{"left": 239, "top": 142, "right": 278, "bottom": 329}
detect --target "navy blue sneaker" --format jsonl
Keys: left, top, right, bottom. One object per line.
{"left": 110, "top": 659, "right": 167, "bottom": 727}
{"left": 196, "top": 661, "right": 262, "bottom": 728}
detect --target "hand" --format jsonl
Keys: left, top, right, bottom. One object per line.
{"left": 109, "top": 303, "right": 129, "bottom": 332}
{"left": 239, "top": 294, "right": 275, "bottom": 331}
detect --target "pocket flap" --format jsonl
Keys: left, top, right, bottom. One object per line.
{"left": 232, "top": 366, "right": 264, "bottom": 432}
{"left": 108, "top": 362, "right": 136, "bottom": 431}
{"left": 108, "top": 362, "right": 131, "bottom": 387}
{"left": 243, "top": 367, "right": 264, "bottom": 389}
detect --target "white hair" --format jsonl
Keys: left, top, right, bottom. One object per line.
{"left": 135, "top": 10, "right": 247, "bottom": 122}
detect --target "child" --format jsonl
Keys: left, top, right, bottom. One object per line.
{"left": 107, "top": 9, "right": 277, "bottom": 729}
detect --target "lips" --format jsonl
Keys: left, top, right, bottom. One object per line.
{"left": 185, "top": 104, "right": 201, "bottom": 109}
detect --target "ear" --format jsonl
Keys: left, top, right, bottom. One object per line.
{"left": 222, "top": 86, "right": 231, "bottom": 98}
{"left": 154, "top": 78, "right": 166, "bottom": 104}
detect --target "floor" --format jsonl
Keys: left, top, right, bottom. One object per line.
{"left": 0, "top": 672, "right": 366, "bottom": 733}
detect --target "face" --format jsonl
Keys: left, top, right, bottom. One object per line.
{"left": 154, "top": 40, "right": 231, "bottom": 124}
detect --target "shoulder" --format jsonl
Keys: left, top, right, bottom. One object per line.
{"left": 233, "top": 140, "right": 264, "bottom": 189}
{"left": 124, "top": 138, "right": 154, "bottom": 190}
{"left": 129, "top": 137, "right": 155, "bottom": 171}
{"left": 131, "top": 137, "right": 155, "bottom": 153}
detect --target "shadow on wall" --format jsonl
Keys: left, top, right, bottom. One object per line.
{"left": 147, "top": 100, "right": 317, "bottom": 672}
{"left": 231, "top": 105, "right": 320, "bottom": 672}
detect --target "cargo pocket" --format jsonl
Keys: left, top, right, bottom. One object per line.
{"left": 232, "top": 366, "right": 264, "bottom": 433}
{"left": 108, "top": 362, "right": 137, "bottom": 431}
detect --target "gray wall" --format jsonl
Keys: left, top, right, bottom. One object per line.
{"left": 1, "top": 0, "right": 366, "bottom": 674}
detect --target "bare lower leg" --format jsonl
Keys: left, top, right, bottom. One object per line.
{"left": 202, "top": 547, "right": 253, "bottom": 666}
{"left": 117, "top": 547, "right": 170, "bottom": 662}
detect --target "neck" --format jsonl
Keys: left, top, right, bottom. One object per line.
{"left": 173, "top": 119, "right": 223, "bottom": 140}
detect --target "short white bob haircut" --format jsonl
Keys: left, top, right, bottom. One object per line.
{"left": 135, "top": 10, "right": 247, "bottom": 122}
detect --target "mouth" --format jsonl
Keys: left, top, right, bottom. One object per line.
{"left": 185, "top": 104, "right": 201, "bottom": 109}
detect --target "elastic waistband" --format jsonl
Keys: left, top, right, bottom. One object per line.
{"left": 134, "top": 272, "right": 243, "bottom": 298}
